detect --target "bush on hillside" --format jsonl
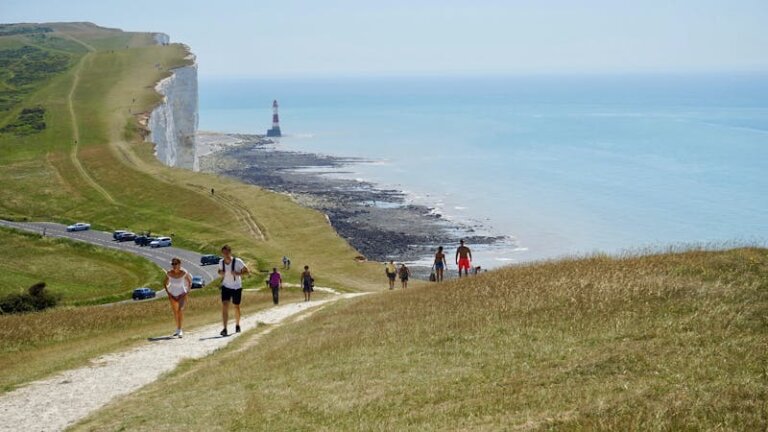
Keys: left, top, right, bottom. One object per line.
{"left": 0, "top": 106, "right": 46, "bottom": 135}
{"left": 0, "top": 282, "right": 59, "bottom": 314}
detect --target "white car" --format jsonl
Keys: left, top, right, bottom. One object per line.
{"left": 66, "top": 222, "right": 91, "bottom": 232}
{"left": 150, "top": 237, "right": 172, "bottom": 248}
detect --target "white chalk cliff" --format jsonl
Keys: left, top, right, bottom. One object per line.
{"left": 147, "top": 38, "right": 199, "bottom": 170}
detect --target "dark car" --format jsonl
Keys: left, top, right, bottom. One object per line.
{"left": 200, "top": 254, "right": 221, "bottom": 266}
{"left": 191, "top": 276, "right": 204, "bottom": 289}
{"left": 132, "top": 287, "right": 156, "bottom": 301}
{"left": 118, "top": 232, "right": 137, "bottom": 242}
{"left": 113, "top": 230, "right": 128, "bottom": 240}
{"left": 134, "top": 236, "right": 157, "bottom": 247}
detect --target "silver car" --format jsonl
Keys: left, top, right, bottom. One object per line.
{"left": 150, "top": 236, "right": 172, "bottom": 248}
{"left": 66, "top": 222, "right": 91, "bottom": 232}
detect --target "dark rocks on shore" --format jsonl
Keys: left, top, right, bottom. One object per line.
{"left": 198, "top": 133, "right": 502, "bottom": 266}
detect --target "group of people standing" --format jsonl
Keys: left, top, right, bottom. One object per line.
{"left": 162, "top": 245, "right": 315, "bottom": 339}
{"left": 385, "top": 239, "right": 476, "bottom": 288}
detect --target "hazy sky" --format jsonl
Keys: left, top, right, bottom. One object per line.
{"left": 3, "top": 0, "right": 767, "bottom": 78}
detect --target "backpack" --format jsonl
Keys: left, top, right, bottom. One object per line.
{"left": 221, "top": 257, "right": 237, "bottom": 274}
{"left": 429, "top": 272, "right": 437, "bottom": 282}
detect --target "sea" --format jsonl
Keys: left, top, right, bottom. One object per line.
{"left": 199, "top": 74, "right": 768, "bottom": 267}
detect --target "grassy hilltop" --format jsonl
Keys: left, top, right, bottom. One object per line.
{"left": 0, "top": 22, "right": 380, "bottom": 391}
{"left": 0, "top": 22, "right": 379, "bottom": 290}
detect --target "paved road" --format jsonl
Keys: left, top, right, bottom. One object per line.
{"left": 0, "top": 220, "right": 219, "bottom": 285}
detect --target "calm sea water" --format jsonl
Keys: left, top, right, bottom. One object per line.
{"left": 199, "top": 74, "right": 768, "bottom": 266}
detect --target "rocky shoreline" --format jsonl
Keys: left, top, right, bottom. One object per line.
{"left": 198, "top": 133, "right": 503, "bottom": 270}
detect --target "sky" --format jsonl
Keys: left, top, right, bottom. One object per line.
{"left": 2, "top": 0, "right": 767, "bottom": 78}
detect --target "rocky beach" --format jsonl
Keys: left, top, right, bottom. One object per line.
{"left": 198, "top": 133, "right": 504, "bottom": 273}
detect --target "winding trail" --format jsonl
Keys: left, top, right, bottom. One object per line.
{"left": 67, "top": 53, "right": 117, "bottom": 204}
{"left": 0, "top": 293, "right": 365, "bottom": 432}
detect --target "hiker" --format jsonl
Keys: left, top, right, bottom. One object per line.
{"left": 399, "top": 263, "right": 411, "bottom": 289}
{"left": 385, "top": 260, "right": 397, "bottom": 290}
{"left": 268, "top": 267, "right": 282, "bottom": 305}
{"left": 434, "top": 246, "right": 447, "bottom": 282}
{"left": 218, "top": 245, "right": 249, "bottom": 336}
{"left": 211, "top": 188, "right": 215, "bottom": 196}
{"left": 455, "top": 239, "right": 472, "bottom": 278}
{"left": 282, "top": 256, "right": 290, "bottom": 269}
{"left": 164, "top": 257, "right": 192, "bottom": 338}
{"left": 301, "top": 265, "right": 314, "bottom": 302}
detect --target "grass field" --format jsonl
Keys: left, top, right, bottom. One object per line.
{"left": 0, "top": 227, "right": 164, "bottom": 305}
{"left": 73, "top": 248, "right": 768, "bottom": 431}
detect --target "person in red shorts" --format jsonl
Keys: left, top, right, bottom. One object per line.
{"left": 455, "top": 239, "right": 472, "bottom": 278}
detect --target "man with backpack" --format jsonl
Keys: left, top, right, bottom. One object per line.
{"left": 218, "top": 245, "right": 249, "bottom": 336}
{"left": 268, "top": 267, "right": 282, "bottom": 305}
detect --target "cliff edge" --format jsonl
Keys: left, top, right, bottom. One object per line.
{"left": 147, "top": 37, "right": 199, "bottom": 170}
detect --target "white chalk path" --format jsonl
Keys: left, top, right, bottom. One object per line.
{"left": 0, "top": 294, "right": 364, "bottom": 432}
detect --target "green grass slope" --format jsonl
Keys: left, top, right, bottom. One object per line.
{"left": 74, "top": 248, "right": 768, "bottom": 431}
{"left": 0, "top": 22, "right": 380, "bottom": 291}
{"left": 0, "top": 227, "right": 163, "bottom": 305}
{"left": 0, "top": 22, "right": 381, "bottom": 392}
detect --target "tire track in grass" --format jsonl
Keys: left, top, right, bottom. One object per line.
{"left": 67, "top": 52, "right": 117, "bottom": 205}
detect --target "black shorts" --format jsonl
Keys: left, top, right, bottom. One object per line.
{"left": 386, "top": 272, "right": 396, "bottom": 281}
{"left": 220, "top": 287, "right": 242, "bottom": 305}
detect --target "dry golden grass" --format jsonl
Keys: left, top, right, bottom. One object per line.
{"left": 73, "top": 248, "right": 768, "bottom": 431}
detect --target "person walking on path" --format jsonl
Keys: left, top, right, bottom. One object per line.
{"left": 456, "top": 239, "right": 472, "bottom": 278}
{"left": 385, "top": 260, "right": 397, "bottom": 290}
{"left": 301, "top": 265, "right": 314, "bottom": 302}
{"left": 268, "top": 267, "right": 282, "bottom": 305}
{"left": 434, "top": 246, "right": 447, "bottom": 282}
{"left": 164, "top": 257, "right": 192, "bottom": 338}
{"left": 398, "top": 263, "right": 411, "bottom": 289}
{"left": 218, "top": 245, "right": 249, "bottom": 336}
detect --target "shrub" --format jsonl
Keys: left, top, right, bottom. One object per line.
{"left": 0, "top": 282, "right": 59, "bottom": 314}
{"left": 0, "top": 106, "right": 46, "bottom": 135}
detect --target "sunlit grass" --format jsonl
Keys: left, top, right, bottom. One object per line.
{"left": 73, "top": 247, "right": 768, "bottom": 431}
{"left": 0, "top": 227, "right": 164, "bottom": 305}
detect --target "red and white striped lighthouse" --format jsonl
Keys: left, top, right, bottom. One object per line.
{"left": 266, "top": 99, "right": 282, "bottom": 137}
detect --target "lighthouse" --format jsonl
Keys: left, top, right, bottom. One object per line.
{"left": 266, "top": 99, "right": 282, "bottom": 137}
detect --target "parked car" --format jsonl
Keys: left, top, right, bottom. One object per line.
{"left": 191, "top": 276, "right": 204, "bottom": 289}
{"left": 200, "top": 254, "right": 221, "bottom": 266}
{"left": 134, "top": 235, "right": 157, "bottom": 247}
{"left": 150, "top": 237, "right": 172, "bottom": 248}
{"left": 112, "top": 230, "right": 128, "bottom": 240}
{"left": 132, "top": 287, "right": 156, "bottom": 301}
{"left": 117, "top": 232, "right": 137, "bottom": 242}
{"left": 66, "top": 222, "right": 91, "bottom": 232}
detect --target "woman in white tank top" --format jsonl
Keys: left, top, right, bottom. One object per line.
{"left": 164, "top": 257, "right": 192, "bottom": 338}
